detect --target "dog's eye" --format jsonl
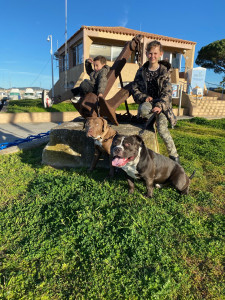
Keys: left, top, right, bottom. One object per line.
{"left": 124, "top": 143, "right": 131, "bottom": 148}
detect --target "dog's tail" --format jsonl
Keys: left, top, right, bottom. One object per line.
{"left": 189, "top": 170, "right": 196, "bottom": 180}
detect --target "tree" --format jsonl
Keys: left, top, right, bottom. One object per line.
{"left": 195, "top": 39, "right": 225, "bottom": 81}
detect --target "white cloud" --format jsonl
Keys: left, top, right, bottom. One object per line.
{"left": 119, "top": 7, "right": 129, "bottom": 27}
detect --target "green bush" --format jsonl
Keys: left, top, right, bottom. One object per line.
{"left": 0, "top": 118, "right": 225, "bottom": 299}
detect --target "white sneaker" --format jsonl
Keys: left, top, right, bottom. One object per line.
{"left": 71, "top": 96, "right": 80, "bottom": 103}
{"left": 42, "top": 90, "right": 53, "bottom": 108}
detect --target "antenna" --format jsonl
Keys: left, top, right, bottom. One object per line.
{"left": 65, "top": 0, "right": 68, "bottom": 90}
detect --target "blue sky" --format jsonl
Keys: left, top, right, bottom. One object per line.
{"left": 1, "top": 0, "right": 224, "bottom": 90}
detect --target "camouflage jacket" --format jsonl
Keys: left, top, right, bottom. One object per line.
{"left": 131, "top": 60, "right": 177, "bottom": 127}
{"left": 85, "top": 60, "right": 110, "bottom": 95}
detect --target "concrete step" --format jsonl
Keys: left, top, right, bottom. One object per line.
{"left": 189, "top": 97, "right": 219, "bottom": 101}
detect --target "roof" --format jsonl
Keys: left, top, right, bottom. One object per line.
{"left": 58, "top": 25, "right": 196, "bottom": 51}
{"left": 82, "top": 26, "right": 196, "bottom": 45}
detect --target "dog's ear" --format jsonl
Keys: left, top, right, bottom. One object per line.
{"left": 83, "top": 118, "right": 88, "bottom": 130}
{"left": 101, "top": 118, "right": 108, "bottom": 132}
{"left": 134, "top": 135, "right": 144, "bottom": 145}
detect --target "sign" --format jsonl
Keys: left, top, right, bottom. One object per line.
{"left": 172, "top": 84, "right": 179, "bottom": 98}
{"left": 187, "top": 67, "right": 206, "bottom": 97}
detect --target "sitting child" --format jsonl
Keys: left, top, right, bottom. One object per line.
{"left": 50, "top": 55, "right": 110, "bottom": 104}
{"left": 72, "top": 55, "right": 110, "bottom": 99}
{"left": 131, "top": 40, "right": 179, "bottom": 163}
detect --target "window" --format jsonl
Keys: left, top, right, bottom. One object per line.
{"left": 73, "top": 42, "right": 83, "bottom": 66}
{"left": 163, "top": 51, "right": 171, "bottom": 62}
{"left": 90, "top": 44, "right": 111, "bottom": 61}
{"left": 90, "top": 44, "right": 135, "bottom": 63}
{"left": 163, "top": 52, "right": 182, "bottom": 70}
{"left": 172, "top": 53, "right": 181, "bottom": 69}
{"left": 111, "top": 46, "right": 123, "bottom": 61}
{"left": 62, "top": 53, "right": 69, "bottom": 72}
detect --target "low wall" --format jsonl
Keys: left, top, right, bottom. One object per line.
{"left": 0, "top": 109, "right": 183, "bottom": 124}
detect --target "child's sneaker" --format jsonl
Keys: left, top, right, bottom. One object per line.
{"left": 42, "top": 90, "right": 53, "bottom": 108}
{"left": 71, "top": 96, "right": 80, "bottom": 103}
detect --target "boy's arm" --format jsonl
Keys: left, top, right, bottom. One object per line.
{"left": 154, "top": 72, "right": 172, "bottom": 112}
{"left": 97, "top": 67, "right": 109, "bottom": 96}
{"left": 131, "top": 69, "right": 149, "bottom": 104}
{"left": 85, "top": 59, "right": 94, "bottom": 76}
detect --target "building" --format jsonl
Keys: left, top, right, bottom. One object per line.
{"left": 53, "top": 26, "right": 196, "bottom": 101}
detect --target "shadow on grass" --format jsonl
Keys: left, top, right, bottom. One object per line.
{"left": 18, "top": 144, "right": 47, "bottom": 168}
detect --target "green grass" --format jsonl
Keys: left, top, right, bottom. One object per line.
{"left": 5, "top": 99, "right": 178, "bottom": 114}
{"left": 6, "top": 99, "right": 77, "bottom": 113}
{"left": 5, "top": 99, "right": 138, "bottom": 114}
{"left": 0, "top": 118, "right": 225, "bottom": 299}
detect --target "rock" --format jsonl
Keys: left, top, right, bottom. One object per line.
{"left": 42, "top": 118, "right": 159, "bottom": 169}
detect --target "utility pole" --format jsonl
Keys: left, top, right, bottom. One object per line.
{"left": 47, "top": 35, "right": 54, "bottom": 98}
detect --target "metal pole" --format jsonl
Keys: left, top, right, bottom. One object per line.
{"left": 50, "top": 36, "right": 54, "bottom": 98}
{"left": 65, "top": 0, "right": 67, "bottom": 90}
{"left": 178, "top": 84, "right": 182, "bottom": 116}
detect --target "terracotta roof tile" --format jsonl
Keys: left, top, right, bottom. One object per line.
{"left": 82, "top": 25, "right": 196, "bottom": 45}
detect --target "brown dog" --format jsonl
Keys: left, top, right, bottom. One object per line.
{"left": 85, "top": 117, "right": 117, "bottom": 176}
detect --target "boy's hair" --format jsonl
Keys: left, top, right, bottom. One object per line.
{"left": 146, "top": 40, "right": 163, "bottom": 52}
{"left": 93, "top": 55, "right": 107, "bottom": 65}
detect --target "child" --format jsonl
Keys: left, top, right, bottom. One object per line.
{"left": 71, "top": 55, "right": 110, "bottom": 99}
{"left": 131, "top": 40, "right": 179, "bottom": 163}
{"left": 51, "top": 55, "right": 110, "bottom": 104}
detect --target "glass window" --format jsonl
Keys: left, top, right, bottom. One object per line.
{"left": 111, "top": 46, "right": 123, "bottom": 61}
{"left": 163, "top": 52, "right": 171, "bottom": 63}
{"left": 62, "top": 53, "right": 69, "bottom": 71}
{"left": 90, "top": 44, "right": 134, "bottom": 62}
{"left": 73, "top": 42, "right": 83, "bottom": 66}
{"left": 172, "top": 53, "right": 181, "bottom": 69}
{"left": 90, "top": 44, "right": 111, "bottom": 61}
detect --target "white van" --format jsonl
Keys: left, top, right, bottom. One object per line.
{"left": 9, "top": 89, "right": 21, "bottom": 100}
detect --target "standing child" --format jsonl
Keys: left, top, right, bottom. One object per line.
{"left": 131, "top": 40, "right": 179, "bottom": 163}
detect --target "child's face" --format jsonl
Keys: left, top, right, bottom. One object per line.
{"left": 93, "top": 60, "right": 105, "bottom": 72}
{"left": 146, "top": 46, "right": 163, "bottom": 64}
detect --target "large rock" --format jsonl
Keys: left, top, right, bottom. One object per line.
{"left": 42, "top": 118, "right": 159, "bottom": 169}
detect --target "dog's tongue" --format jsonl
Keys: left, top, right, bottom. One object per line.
{"left": 112, "top": 157, "right": 129, "bottom": 167}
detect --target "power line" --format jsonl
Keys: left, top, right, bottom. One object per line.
{"left": 29, "top": 58, "right": 51, "bottom": 87}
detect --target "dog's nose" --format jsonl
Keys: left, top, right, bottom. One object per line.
{"left": 114, "top": 146, "right": 122, "bottom": 154}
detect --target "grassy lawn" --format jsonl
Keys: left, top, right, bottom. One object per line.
{"left": 5, "top": 99, "right": 139, "bottom": 113}
{"left": 5, "top": 99, "right": 179, "bottom": 113}
{"left": 0, "top": 118, "right": 225, "bottom": 299}
{"left": 5, "top": 99, "right": 77, "bottom": 113}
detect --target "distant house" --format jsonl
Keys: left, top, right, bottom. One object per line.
{"left": 53, "top": 26, "right": 196, "bottom": 101}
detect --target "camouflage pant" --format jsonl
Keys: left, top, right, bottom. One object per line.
{"left": 138, "top": 102, "right": 178, "bottom": 157}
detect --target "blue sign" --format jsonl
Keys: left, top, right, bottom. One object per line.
{"left": 187, "top": 67, "right": 206, "bottom": 95}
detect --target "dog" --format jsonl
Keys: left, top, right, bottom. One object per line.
{"left": 111, "top": 134, "right": 195, "bottom": 197}
{"left": 85, "top": 117, "right": 117, "bottom": 176}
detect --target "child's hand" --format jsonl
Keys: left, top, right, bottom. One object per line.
{"left": 98, "top": 93, "right": 103, "bottom": 98}
{"left": 145, "top": 96, "right": 153, "bottom": 102}
{"left": 152, "top": 107, "right": 162, "bottom": 114}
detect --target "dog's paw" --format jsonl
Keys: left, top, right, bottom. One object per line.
{"left": 155, "top": 183, "right": 163, "bottom": 189}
